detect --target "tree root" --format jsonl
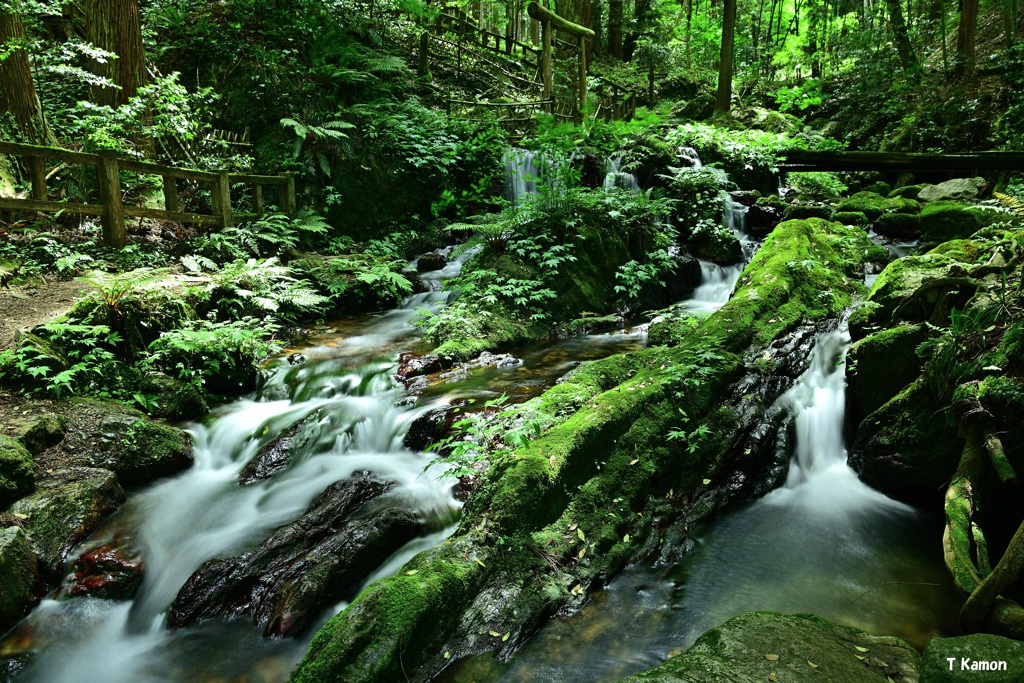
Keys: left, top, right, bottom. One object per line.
{"left": 943, "top": 432, "right": 987, "bottom": 594}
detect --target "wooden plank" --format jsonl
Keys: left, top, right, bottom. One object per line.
{"left": 0, "top": 141, "right": 99, "bottom": 165}
{"left": 229, "top": 173, "right": 287, "bottom": 184}
{"left": 211, "top": 171, "right": 233, "bottom": 228}
{"left": 123, "top": 206, "right": 220, "bottom": 225}
{"left": 0, "top": 197, "right": 106, "bottom": 216}
{"left": 281, "top": 172, "right": 297, "bottom": 215}
{"left": 527, "top": 2, "right": 595, "bottom": 38}
{"left": 28, "top": 156, "right": 46, "bottom": 200}
{"left": 251, "top": 184, "right": 263, "bottom": 215}
{"left": 98, "top": 154, "right": 126, "bottom": 248}
{"left": 119, "top": 158, "right": 219, "bottom": 182}
{"left": 448, "top": 98, "right": 554, "bottom": 107}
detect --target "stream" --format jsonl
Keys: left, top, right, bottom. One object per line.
{"left": 3, "top": 155, "right": 960, "bottom": 683}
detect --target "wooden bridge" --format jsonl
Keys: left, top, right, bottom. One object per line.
{"left": 0, "top": 141, "right": 294, "bottom": 248}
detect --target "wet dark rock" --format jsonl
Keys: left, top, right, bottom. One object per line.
{"left": 9, "top": 467, "right": 125, "bottom": 579}
{"left": 0, "top": 436, "right": 34, "bottom": 509}
{"left": 404, "top": 401, "right": 468, "bottom": 452}
{"left": 239, "top": 424, "right": 301, "bottom": 485}
{"left": 287, "top": 353, "right": 306, "bottom": 365}
{"left": 139, "top": 373, "right": 207, "bottom": 421}
{"left": 17, "top": 414, "right": 66, "bottom": 455}
{"left": 574, "top": 151, "right": 605, "bottom": 189}
{"left": 746, "top": 202, "right": 783, "bottom": 238}
{"left": 728, "top": 190, "right": 761, "bottom": 207}
{"left": 92, "top": 409, "right": 194, "bottom": 486}
{"left": 464, "top": 351, "right": 521, "bottom": 370}
{"left": 0, "top": 526, "right": 40, "bottom": 633}
{"left": 60, "top": 534, "right": 144, "bottom": 601}
{"left": 169, "top": 475, "right": 425, "bottom": 638}
{"left": 451, "top": 475, "right": 480, "bottom": 502}
{"left": 416, "top": 253, "right": 447, "bottom": 272}
{"left": 641, "top": 252, "right": 703, "bottom": 310}
{"left": 846, "top": 323, "right": 925, "bottom": 424}
{"left": 396, "top": 352, "right": 443, "bottom": 383}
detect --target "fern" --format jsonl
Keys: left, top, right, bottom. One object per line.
{"left": 994, "top": 192, "right": 1024, "bottom": 218}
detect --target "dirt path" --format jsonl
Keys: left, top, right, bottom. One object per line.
{"left": 0, "top": 279, "right": 92, "bottom": 350}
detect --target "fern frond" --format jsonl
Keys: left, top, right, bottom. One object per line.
{"left": 994, "top": 192, "right": 1024, "bottom": 217}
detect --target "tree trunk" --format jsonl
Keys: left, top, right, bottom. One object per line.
{"left": 954, "top": 0, "right": 979, "bottom": 79}
{"left": 715, "top": 0, "right": 737, "bottom": 113}
{"left": 85, "top": 0, "right": 149, "bottom": 108}
{"left": 608, "top": 0, "right": 623, "bottom": 59}
{"left": 0, "top": 7, "right": 55, "bottom": 145}
{"left": 885, "top": 0, "right": 919, "bottom": 72}
{"left": 591, "top": 0, "right": 603, "bottom": 55}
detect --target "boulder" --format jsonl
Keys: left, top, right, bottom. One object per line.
{"left": 239, "top": 423, "right": 300, "bottom": 485}
{"left": 847, "top": 323, "right": 926, "bottom": 422}
{"left": 416, "top": 253, "right": 447, "bottom": 272}
{"left": 404, "top": 403, "right": 464, "bottom": 452}
{"left": 746, "top": 196, "right": 785, "bottom": 237}
{"left": 0, "top": 526, "right": 39, "bottom": 632}
{"left": 849, "top": 379, "right": 962, "bottom": 508}
{"left": 616, "top": 611, "right": 920, "bottom": 683}
{"left": 888, "top": 184, "right": 925, "bottom": 200}
{"left": 139, "top": 373, "right": 208, "bottom": 421}
{"left": 60, "top": 534, "right": 144, "bottom": 601}
{"left": 873, "top": 212, "right": 921, "bottom": 238}
{"left": 728, "top": 190, "right": 761, "bottom": 207}
{"left": 833, "top": 211, "right": 869, "bottom": 226}
{"left": 0, "top": 436, "right": 34, "bottom": 509}
{"left": 17, "top": 414, "right": 66, "bottom": 455}
{"left": 9, "top": 467, "right": 125, "bottom": 578}
{"left": 782, "top": 204, "right": 834, "bottom": 221}
{"left": 169, "top": 475, "right": 425, "bottom": 638}
{"left": 919, "top": 201, "right": 1015, "bottom": 243}
{"left": 921, "top": 634, "right": 1024, "bottom": 682}
{"left": 396, "top": 352, "right": 443, "bottom": 382}
{"left": 917, "top": 177, "right": 987, "bottom": 203}
{"left": 836, "top": 192, "right": 920, "bottom": 221}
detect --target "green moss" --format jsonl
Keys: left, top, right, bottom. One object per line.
{"left": 863, "top": 181, "right": 892, "bottom": 197}
{"left": 755, "top": 194, "right": 787, "bottom": 211}
{"left": 836, "top": 191, "right": 920, "bottom": 220}
{"left": 873, "top": 212, "right": 921, "bottom": 238}
{"left": 888, "top": 184, "right": 925, "bottom": 200}
{"left": 919, "top": 201, "right": 1017, "bottom": 243}
{"left": 140, "top": 374, "right": 208, "bottom": 421}
{"left": 833, "top": 211, "right": 868, "bottom": 226}
{"left": 0, "top": 436, "right": 35, "bottom": 509}
{"left": 922, "top": 634, "right": 1024, "bottom": 682}
{"left": 619, "top": 612, "right": 920, "bottom": 683}
{"left": 782, "top": 204, "right": 833, "bottom": 221}
{"left": 848, "top": 324, "right": 926, "bottom": 418}
{"left": 0, "top": 526, "right": 38, "bottom": 632}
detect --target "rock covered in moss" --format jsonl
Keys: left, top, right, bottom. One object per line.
{"left": 9, "top": 467, "right": 125, "bottom": 577}
{"left": 618, "top": 612, "right": 919, "bottom": 682}
{"left": 70, "top": 398, "right": 193, "bottom": 485}
{"left": 874, "top": 212, "right": 921, "bottom": 238}
{"left": 416, "top": 253, "right": 447, "bottom": 272}
{"left": 847, "top": 323, "right": 926, "bottom": 421}
{"left": 0, "top": 436, "right": 34, "bottom": 509}
{"left": 782, "top": 204, "right": 834, "bottom": 221}
{"left": 921, "top": 634, "right": 1024, "bottom": 682}
{"left": 888, "top": 184, "right": 925, "bottom": 200}
{"left": 833, "top": 211, "right": 869, "bottom": 226}
{"left": 17, "top": 414, "right": 66, "bottom": 455}
{"left": 919, "top": 201, "right": 1015, "bottom": 243}
{"left": 863, "top": 180, "right": 892, "bottom": 197}
{"left": 140, "top": 373, "right": 208, "bottom": 421}
{"left": 837, "top": 191, "right": 919, "bottom": 221}
{"left": 917, "top": 177, "right": 987, "bottom": 203}
{"left": 849, "top": 379, "right": 961, "bottom": 507}
{"left": 0, "top": 525, "right": 39, "bottom": 632}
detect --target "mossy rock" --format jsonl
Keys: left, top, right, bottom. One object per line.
{"left": 140, "top": 374, "right": 208, "bottom": 421}
{"left": 66, "top": 398, "right": 193, "bottom": 486}
{"left": 0, "top": 526, "right": 39, "bottom": 632}
{"left": 921, "top": 634, "right": 1024, "bottom": 682}
{"left": 833, "top": 211, "right": 868, "bottom": 226}
{"left": 888, "top": 184, "right": 925, "bottom": 200}
{"left": 17, "top": 414, "right": 66, "bottom": 455}
{"left": 863, "top": 181, "right": 892, "bottom": 197}
{"left": 847, "top": 323, "right": 926, "bottom": 420}
{"left": 917, "top": 177, "right": 987, "bottom": 203}
{"left": 837, "top": 191, "right": 920, "bottom": 220}
{"left": 919, "top": 201, "right": 1016, "bottom": 243}
{"left": 616, "top": 612, "right": 920, "bottom": 682}
{"left": 873, "top": 212, "right": 921, "bottom": 238}
{"left": 867, "top": 253, "right": 957, "bottom": 322}
{"left": 848, "top": 301, "right": 883, "bottom": 341}
{"left": 755, "top": 194, "right": 787, "bottom": 211}
{"left": 0, "top": 436, "right": 34, "bottom": 510}
{"left": 9, "top": 467, "right": 125, "bottom": 576}
{"left": 782, "top": 204, "right": 833, "bottom": 221}
{"left": 849, "top": 378, "right": 961, "bottom": 508}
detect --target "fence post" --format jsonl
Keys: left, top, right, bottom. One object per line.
{"left": 97, "top": 152, "right": 126, "bottom": 248}
{"left": 212, "top": 171, "right": 233, "bottom": 228}
{"left": 281, "top": 172, "right": 297, "bottom": 216}
{"left": 28, "top": 155, "right": 46, "bottom": 200}
{"left": 251, "top": 183, "right": 264, "bottom": 215}
{"left": 162, "top": 175, "right": 180, "bottom": 212}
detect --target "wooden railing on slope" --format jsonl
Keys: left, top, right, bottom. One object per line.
{"left": 0, "top": 141, "right": 294, "bottom": 248}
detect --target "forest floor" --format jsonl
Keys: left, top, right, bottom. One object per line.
{"left": 0, "top": 279, "right": 90, "bottom": 351}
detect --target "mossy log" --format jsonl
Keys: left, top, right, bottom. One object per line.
{"left": 290, "top": 220, "right": 881, "bottom": 683}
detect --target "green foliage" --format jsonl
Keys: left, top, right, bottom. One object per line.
{"left": 198, "top": 258, "right": 328, "bottom": 323}
{"left": 774, "top": 79, "right": 824, "bottom": 113}
{"left": 788, "top": 172, "right": 848, "bottom": 199}
{"left": 614, "top": 249, "right": 676, "bottom": 301}
{"left": 190, "top": 211, "right": 329, "bottom": 261}
{"left": 0, "top": 323, "right": 124, "bottom": 399}
{"left": 281, "top": 117, "right": 356, "bottom": 179}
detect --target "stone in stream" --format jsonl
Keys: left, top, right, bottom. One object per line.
{"left": 615, "top": 612, "right": 921, "bottom": 683}
{"left": 416, "top": 253, "right": 447, "bottom": 272}
{"left": 239, "top": 423, "right": 301, "bottom": 485}
{"left": 168, "top": 474, "right": 425, "bottom": 638}
{"left": 8, "top": 467, "right": 125, "bottom": 580}
{"left": 746, "top": 196, "right": 785, "bottom": 237}
{"left": 59, "top": 533, "right": 144, "bottom": 601}
{"left": 395, "top": 352, "right": 443, "bottom": 383}
{"left": 403, "top": 400, "right": 468, "bottom": 452}
{"left": 0, "top": 525, "right": 41, "bottom": 633}
{"left": 917, "top": 177, "right": 988, "bottom": 203}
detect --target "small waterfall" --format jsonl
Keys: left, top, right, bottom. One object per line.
{"left": 602, "top": 156, "right": 640, "bottom": 193}
{"left": 676, "top": 146, "right": 702, "bottom": 168}
{"left": 682, "top": 196, "right": 755, "bottom": 313}
{"left": 503, "top": 148, "right": 540, "bottom": 207}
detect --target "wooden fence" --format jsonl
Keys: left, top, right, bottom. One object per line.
{"left": 0, "top": 141, "right": 294, "bottom": 248}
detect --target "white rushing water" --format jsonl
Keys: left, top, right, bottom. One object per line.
{"left": 503, "top": 148, "right": 540, "bottom": 207}
{"left": 602, "top": 156, "right": 640, "bottom": 193}
{"left": 682, "top": 196, "right": 757, "bottom": 313}
{"left": 14, "top": 250, "right": 478, "bottom": 683}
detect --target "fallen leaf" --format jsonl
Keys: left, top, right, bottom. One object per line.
{"left": 502, "top": 631, "right": 510, "bottom": 642}
{"left": 577, "top": 548, "right": 585, "bottom": 559}
{"left": 808, "top": 660, "right": 818, "bottom": 668}
{"left": 577, "top": 528, "right": 586, "bottom": 541}
{"left": 702, "top": 478, "right": 711, "bottom": 485}
{"left": 489, "top": 630, "right": 501, "bottom": 637}
{"left": 854, "top": 655, "right": 866, "bottom": 661}
{"left": 854, "top": 646, "right": 869, "bottom": 653}
{"left": 768, "top": 674, "right": 778, "bottom": 682}
{"left": 623, "top": 534, "right": 630, "bottom": 543}
{"left": 629, "top": 458, "right": 639, "bottom": 465}
{"left": 549, "top": 454, "right": 557, "bottom": 468}
{"left": 405, "top": 569, "right": 418, "bottom": 575}
{"left": 763, "top": 654, "right": 779, "bottom": 661}
{"left": 444, "top": 651, "right": 451, "bottom": 660}
{"left": 475, "top": 558, "right": 486, "bottom": 567}
{"left": 569, "top": 523, "right": 578, "bottom": 531}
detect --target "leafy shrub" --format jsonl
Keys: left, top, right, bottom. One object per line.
{"left": 788, "top": 172, "right": 848, "bottom": 199}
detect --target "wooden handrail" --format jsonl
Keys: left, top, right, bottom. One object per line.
{"left": 527, "top": 2, "right": 595, "bottom": 38}
{"left": 0, "top": 140, "right": 294, "bottom": 247}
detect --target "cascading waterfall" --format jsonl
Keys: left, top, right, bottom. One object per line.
{"left": 602, "top": 156, "right": 640, "bottom": 193}
{"left": 682, "top": 196, "right": 755, "bottom": 313}
{"left": 503, "top": 148, "right": 540, "bottom": 207}
{"left": 11, "top": 250, "right": 479, "bottom": 683}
